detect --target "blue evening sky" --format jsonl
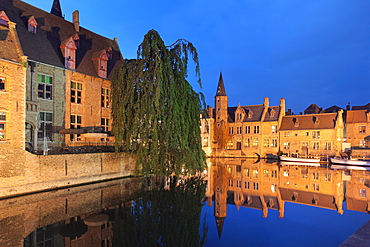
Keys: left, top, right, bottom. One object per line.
{"left": 25, "top": 0, "right": 370, "bottom": 113}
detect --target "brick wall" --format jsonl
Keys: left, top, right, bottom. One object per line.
{"left": 0, "top": 151, "right": 136, "bottom": 198}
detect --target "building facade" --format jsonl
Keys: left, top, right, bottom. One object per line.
{"left": 279, "top": 111, "right": 344, "bottom": 157}
{"left": 1, "top": 0, "right": 123, "bottom": 153}
{"left": 206, "top": 73, "right": 285, "bottom": 158}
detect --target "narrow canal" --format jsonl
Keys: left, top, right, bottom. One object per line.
{"left": 1, "top": 158, "right": 369, "bottom": 246}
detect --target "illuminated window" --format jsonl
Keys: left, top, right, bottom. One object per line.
{"left": 312, "top": 131, "right": 320, "bottom": 139}
{"left": 284, "top": 132, "right": 290, "bottom": 137}
{"left": 38, "top": 74, "right": 53, "bottom": 99}
{"left": 263, "top": 169, "right": 269, "bottom": 177}
{"left": 227, "top": 167, "right": 232, "bottom": 174}
{"left": 101, "top": 88, "right": 110, "bottom": 108}
{"left": 252, "top": 169, "right": 259, "bottom": 178}
{"left": 38, "top": 112, "right": 52, "bottom": 141}
{"left": 324, "top": 173, "right": 331, "bottom": 181}
{"left": 0, "top": 112, "right": 6, "bottom": 141}
{"left": 203, "top": 137, "right": 208, "bottom": 147}
{"left": 253, "top": 138, "right": 258, "bottom": 147}
{"left": 271, "top": 125, "right": 277, "bottom": 133}
{"left": 283, "top": 142, "right": 290, "bottom": 149}
{"left": 263, "top": 138, "right": 269, "bottom": 147}
{"left": 243, "top": 168, "right": 249, "bottom": 178}
{"left": 244, "top": 138, "right": 250, "bottom": 147}
{"left": 283, "top": 170, "right": 289, "bottom": 177}
{"left": 313, "top": 142, "right": 320, "bottom": 150}
{"left": 271, "top": 139, "right": 278, "bottom": 147}
{"left": 360, "top": 140, "right": 366, "bottom": 147}
{"left": 302, "top": 141, "right": 309, "bottom": 148}
{"left": 71, "top": 82, "right": 82, "bottom": 104}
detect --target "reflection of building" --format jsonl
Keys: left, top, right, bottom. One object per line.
{"left": 207, "top": 73, "right": 285, "bottom": 158}
{"left": 279, "top": 164, "right": 344, "bottom": 214}
{"left": 346, "top": 170, "right": 370, "bottom": 213}
{"left": 207, "top": 158, "right": 347, "bottom": 237}
{"left": 279, "top": 111, "right": 344, "bottom": 157}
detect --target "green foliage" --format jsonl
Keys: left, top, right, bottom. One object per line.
{"left": 111, "top": 30, "right": 206, "bottom": 176}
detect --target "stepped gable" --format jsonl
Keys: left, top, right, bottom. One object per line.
{"left": 0, "top": 12, "right": 23, "bottom": 62}
{"left": 2, "top": 0, "right": 122, "bottom": 78}
{"left": 280, "top": 113, "right": 337, "bottom": 130}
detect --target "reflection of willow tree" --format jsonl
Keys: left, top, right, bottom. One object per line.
{"left": 113, "top": 177, "right": 208, "bottom": 247}
{"left": 213, "top": 121, "right": 231, "bottom": 149}
{"left": 111, "top": 30, "right": 206, "bottom": 176}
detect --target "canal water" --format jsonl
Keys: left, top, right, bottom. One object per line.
{"left": 1, "top": 158, "right": 369, "bottom": 246}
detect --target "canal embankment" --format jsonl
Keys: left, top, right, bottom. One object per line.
{"left": 0, "top": 150, "right": 136, "bottom": 199}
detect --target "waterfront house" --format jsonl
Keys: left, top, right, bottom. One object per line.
{"left": 1, "top": 0, "right": 123, "bottom": 153}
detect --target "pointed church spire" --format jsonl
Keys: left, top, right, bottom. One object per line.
{"left": 215, "top": 216, "right": 226, "bottom": 239}
{"left": 51, "top": 0, "right": 63, "bottom": 18}
{"left": 216, "top": 72, "right": 227, "bottom": 96}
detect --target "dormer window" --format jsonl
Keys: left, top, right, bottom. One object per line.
{"left": 248, "top": 110, "right": 253, "bottom": 118}
{"left": 92, "top": 50, "right": 108, "bottom": 78}
{"left": 106, "top": 47, "right": 113, "bottom": 60}
{"left": 27, "top": 16, "right": 38, "bottom": 33}
{"left": 73, "top": 34, "right": 80, "bottom": 48}
{"left": 60, "top": 37, "right": 77, "bottom": 70}
{"left": 270, "top": 108, "right": 276, "bottom": 118}
{"left": 0, "top": 11, "right": 10, "bottom": 28}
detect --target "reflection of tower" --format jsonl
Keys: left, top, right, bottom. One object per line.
{"left": 213, "top": 162, "right": 229, "bottom": 238}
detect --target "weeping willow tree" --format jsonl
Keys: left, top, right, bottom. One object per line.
{"left": 111, "top": 30, "right": 206, "bottom": 176}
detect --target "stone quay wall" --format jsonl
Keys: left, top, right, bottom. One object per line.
{"left": 0, "top": 150, "right": 136, "bottom": 199}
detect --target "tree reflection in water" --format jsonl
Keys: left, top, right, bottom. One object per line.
{"left": 113, "top": 176, "right": 208, "bottom": 247}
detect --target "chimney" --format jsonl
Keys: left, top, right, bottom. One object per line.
{"left": 73, "top": 10, "right": 80, "bottom": 32}
{"left": 346, "top": 102, "right": 351, "bottom": 111}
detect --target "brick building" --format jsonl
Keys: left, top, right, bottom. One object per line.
{"left": 207, "top": 73, "right": 285, "bottom": 158}
{"left": 279, "top": 111, "right": 344, "bottom": 157}
{"left": 1, "top": 0, "right": 123, "bottom": 153}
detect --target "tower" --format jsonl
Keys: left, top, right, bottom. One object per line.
{"left": 213, "top": 73, "right": 229, "bottom": 149}
{"left": 50, "top": 0, "right": 63, "bottom": 18}
{"left": 215, "top": 72, "right": 228, "bottom": 124}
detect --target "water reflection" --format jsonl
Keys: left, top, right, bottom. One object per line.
{"left": 0, "top": 159, "right": 370, "bottom": 246}
{"left": 205, "top": 158, "right": 370, "bottom": 239}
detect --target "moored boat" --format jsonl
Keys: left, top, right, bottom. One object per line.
{"left": 279, "top": 155, "right": 321, "bottom": 163}
{"left": 279, "top": 161, "right": 320, "bottom": 166}
{"left": 329, "top": 158, "right": 370, "bottom": 166}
